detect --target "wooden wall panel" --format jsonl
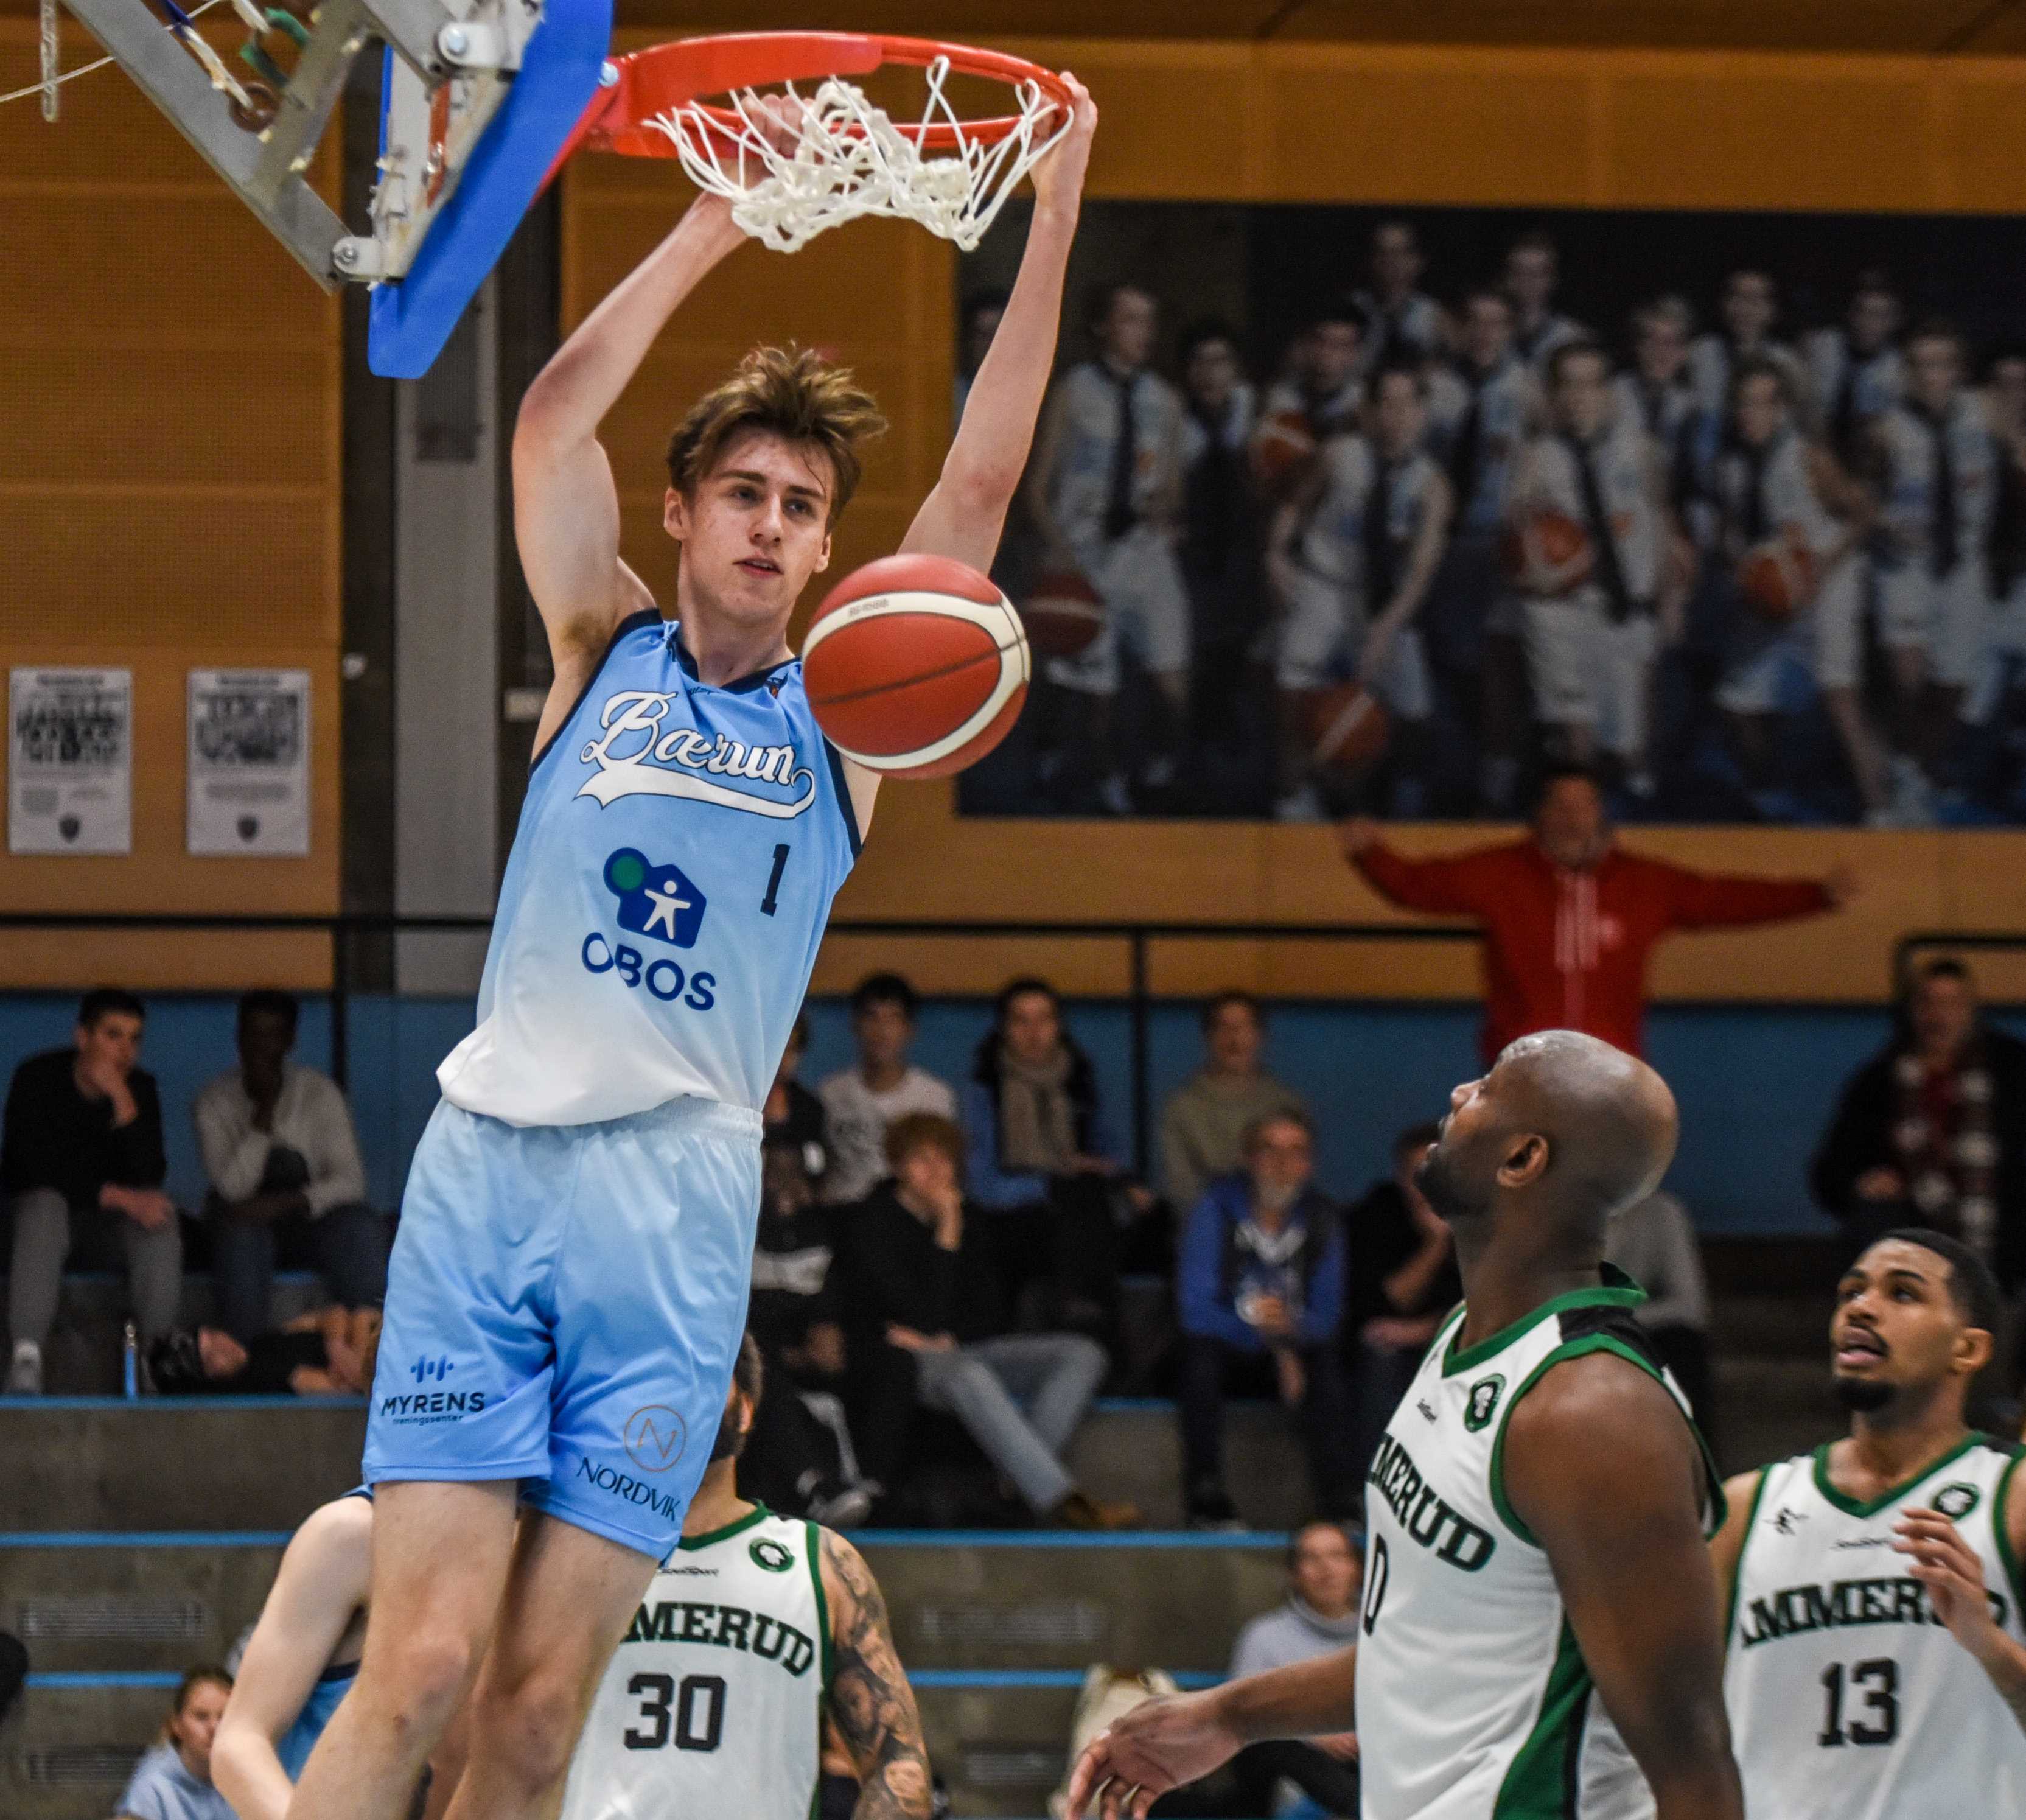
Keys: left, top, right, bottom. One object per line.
{"left": 0, "top": 22, "right": 342, "bottom": 985}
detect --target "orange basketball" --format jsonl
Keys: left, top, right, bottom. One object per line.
{"left": 801, "top": 553, "right": 1030, "bottom": 780}
{"left": 1498, "top": 509, "right": 1593, "bottom": 597}
{"left": 1306, "top": 682, "right": 1391, "bottom": 782}
{"left": 1738, "top": 536, "right": 1817, "bottom": 622}
{"left": 1021, "top": 568, "right": 1106, "bottom": 657}
{"left": 1251, "top": 408, "right": 1318, "bottom": 492}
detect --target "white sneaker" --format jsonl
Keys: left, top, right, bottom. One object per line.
{"left": 1140, "top": 753, "right": 1178, "bottom": 791}
{"left": 1097, "top": 772, "right": 1134, "bottom": 817}
{"left": 1888, "top": 754, "right": 1935, "bottom": 828}
{"left": 8, "top": 1341, "right": 43, "bottom": 1396}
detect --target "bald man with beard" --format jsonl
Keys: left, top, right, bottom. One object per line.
{"left": 1067, "top": 1032, "right": 1742, "bottom": 1820}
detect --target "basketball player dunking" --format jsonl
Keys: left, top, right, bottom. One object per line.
{"left": 287, "top": 84, "right": 1098, "bottom": 1820}
{"left": 1068, "top": 1031, "right": 1743, "bottom": 1820}
{"left": 1713, "top": 1230, "right": 2026, "bottom": 1815}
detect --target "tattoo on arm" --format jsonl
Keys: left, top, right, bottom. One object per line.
{"left": 823, "top": 1531, "right": 934, "bottom": 1820}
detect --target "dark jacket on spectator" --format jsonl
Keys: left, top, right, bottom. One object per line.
{"left": 842, "top": 1182, "right": 1011, "bottom": 1346}
{"left": 962, "top": 1034, "right": 1120, "bottom": 1209}
{"left": 765, "top": 1079, "right": 833, "bottom": 1189}
{"left": 1344, "top": 1180, "right": 1463, "bottom": 1327}
{"left": 749, "top": 1194, "right": 842, "bottom": 1357}
{"left": 1, "top": 1049, "right": 167, "bottom": 1208}
{"left": 1179, "top": 1173, "right": 1345, "bottom": 1352}
{"left": 1811, "top": 1024, "right": 2026, "bottom": 1292}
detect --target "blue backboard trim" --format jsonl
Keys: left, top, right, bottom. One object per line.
{"left": 366, "top": 0, "right": 612, "bottom": 378}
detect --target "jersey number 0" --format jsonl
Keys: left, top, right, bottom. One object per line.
{"left": 624, "top": 1672, "right": 727, "bottom": 1752}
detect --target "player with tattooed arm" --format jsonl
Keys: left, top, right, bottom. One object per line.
{"left": 562, "top": 1336, "right": 932, "bottom": 1820}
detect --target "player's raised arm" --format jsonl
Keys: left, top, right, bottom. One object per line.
{"left": 212, "top": 1497, "right": 373, "bottom": 1820}
{"left": 1506, "top": 1357, "right": 1744, "bottom": 1820}
{"left": 511, "top": 189, "right": 750, "bottom": 745}
{"left": 901, "top": 78, "right": 1098, "bottom": 573}
{"left": 819, "top": 1530, "right": 933, "bottom": 1820}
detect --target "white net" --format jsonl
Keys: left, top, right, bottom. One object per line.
{"left": 647, "top": 54, "right": 1066, "bottom": 254}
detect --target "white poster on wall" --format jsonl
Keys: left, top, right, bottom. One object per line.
{"left": 187, "top": 668, "right": 311, "bottom": 856}
{"left": 8, "top": 666, "right": 133, "bottom": 854}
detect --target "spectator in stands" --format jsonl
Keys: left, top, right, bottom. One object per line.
{"left": 1353, "top": 218, "right": 1445, "bottom": 374}
{"left": 1161, "top": 992, "right": 1307, "bottom": 1217}
{"left": 1502, "top": 229, "right": 1585, "bottom": 372}
{"left": 1605, "top": 1188, "right": 1714, "bottom": 1438}
{"left": 954, "top": 285, "right": 1008, "bottom": 424}
{"left": 1220, "top": 1521, "right": 1364, "bottom": 1816}
{"left": 4, "top": 987, "right": 177, "bottom": 1396}
{"left": 842, "top": 1113, "right": 1135, "bottom": 1528}
{"left": 1343, "top": 1122, "right": 1461, "bottom": 1482}
{"left": 1341, "top": 765, "right": 1850, "bottom": 1063}
{"left": 743, "top": 1149, "right": 873, "bottom": 1525}
{"left": 818, "top": 973, "right": 958, "bottom": 1205}
{"left": 195, "top": 990, "right": 385, "bottom": 1343}
{"left": 965, "top": 977, "right": 1145, "bottom": 1333}
{"left": 116, "top": 1664, "right": 237, "bottom": 1820}
{"left": 1178, "top": 1108, "right": 1354, "bottom": 1528}
{"left": 148, "top": 1306, "right": 381, "bottom": 1397}
{"left": 764, "top": 1010, "right": 832, "bottom": 1189}
{"left": 1812, "top": 957, "right": 2026, "bottom": 1295}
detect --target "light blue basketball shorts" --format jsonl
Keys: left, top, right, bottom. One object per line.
{"left": 363, "top": 1094, "right": 763, "bottom": 1558}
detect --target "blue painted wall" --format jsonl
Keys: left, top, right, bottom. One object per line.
{"left": 14, "top": 987, "right": 2018, "bottom": 1237}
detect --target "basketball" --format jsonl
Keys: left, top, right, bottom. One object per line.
{"left": 1498, "top": 508, "right": 1593, "bottom": 597}
{"left": 1251, "top": 408, "right": 1318, "bottom": 491}
{"left": 1738, "top": 536, "right": 1817, "bottom": 621}
{"left": 801, "top": 552, "right": 1031, "bottom": 780}
{"left": 1307, "top": 682, "right": 1391, "bottom": 782}
{"left": 1021, "top": 567, "right": 1107, "bottom": 657}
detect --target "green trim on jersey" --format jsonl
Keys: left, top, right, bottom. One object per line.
{"left": 806, "top": 1520, "right": 835, "bottom": 1691}
{"left": 1809, "top": 1432, "right": 1988, "bottom": 1521}
{"left": 806, "top": 1519, "right": 832, "bottom": 1820}
{"left": 1989, "top": 1446, "right": 2026, "bottom": 1615}
{"left": 1442, "top": 1277, "right": 1645, "bottom": 1379}
{"left": 1492, "top": 1617, "right": 1590, "bottom": 1818}
{"left": 677, "top": 1502, "right": 773, "bottom": 1552}
{"left": 1489, "top": 1335, "right": 1663, "bottom": 1545}
{"left": 1722, "top": 1467, "right": 1771, "bottom": 1649}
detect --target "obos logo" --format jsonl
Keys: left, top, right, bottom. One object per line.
{"left": 603, "top": 847, "right": 706, "bottom": 947}
{"left": 750, "top": 1537, "right": 794, "bottom": 1573}
{"left": 623, "top": 1404, "right": 688, "bottom": 1474}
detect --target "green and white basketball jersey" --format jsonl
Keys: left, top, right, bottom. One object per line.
{"left": 562, "top": 1506, "right": 829, "bottom": 1820}
{"left": 1724, "top": 1437, "right": 2026, "bottom": 1817}
{"left": 1355, "top": 1272, "right": 1717, "bottom": 1820}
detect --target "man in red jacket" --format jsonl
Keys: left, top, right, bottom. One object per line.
{"left": 1343, "top": 768, "right": 1853, "bottom": 1062}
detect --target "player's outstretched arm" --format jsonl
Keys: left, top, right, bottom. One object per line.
{"left": 901, "top": 77, "right": 1098, "bottom": 575}
{"left": 1506, "top": 1357, "right": 1744, "bottom": 1820}
{"left": 212, "top": 1497, "right": 374, "bottom": 1820}
{"left": 1895, "top": 1469, "right": 2026, "bottom": 1736}
{"left": 512, "top": 194, "right": 749, "bottom": 749}
{"left": 819, "top": 1530, "right": 934, "bottom": 1820}
{"left": 1063, "top": 1649, "right": 1356, "bottom": 1819}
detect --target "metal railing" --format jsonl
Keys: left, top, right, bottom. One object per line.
{"left": 0, "top": 912, "right": 1483, "bottom": 1174}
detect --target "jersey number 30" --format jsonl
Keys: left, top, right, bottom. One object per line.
{"left": 624, "top": 1672, "right": 727, "bottom": 1752}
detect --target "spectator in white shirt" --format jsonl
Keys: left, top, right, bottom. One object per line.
{"left": 195, "top": 991, "right": 386, "bottom": 1341}
{"left": 817, "top": 973, "right": 959, "bottom": 1204}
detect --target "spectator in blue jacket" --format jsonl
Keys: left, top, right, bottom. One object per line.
{"left": 962, "top": 977, "right": 1147, "bottom": 1341}
{"left": 1177, "top": 1107, "right": 1354, "bottom": 1528}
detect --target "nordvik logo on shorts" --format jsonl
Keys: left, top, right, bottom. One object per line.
{"left": 603, "top": 849, "right": 706, "bottom": 948}
{"left": 578, "top": 691, "right": 816, "bottom": 820}
{"left": 578, "top": 1458, "right": 685, "bottom": 1525}
{"left": 623, "top": 1404, "right": 688, "bottom": 1474}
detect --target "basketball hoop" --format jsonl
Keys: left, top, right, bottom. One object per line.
{"left": 566, "top": 31, "right": 1074, "bottom": 253}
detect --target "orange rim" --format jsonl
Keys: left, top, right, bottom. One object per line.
{"left": 570, "top": 30, "right": 1072, "bottom": 162}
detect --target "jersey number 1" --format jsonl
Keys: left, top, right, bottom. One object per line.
{"left": 624, "top": 1672, "right": 726, "bottom": 1752}
{"left": 760, "top": 844, "right": 790, "bottom": 917}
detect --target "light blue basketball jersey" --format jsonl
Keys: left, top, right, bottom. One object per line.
{"left": 276, "top": 1661, "right": 357, "bottom": 1780}
{"left": 438, "top": 612, "right": 861, "bottom": 1127}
